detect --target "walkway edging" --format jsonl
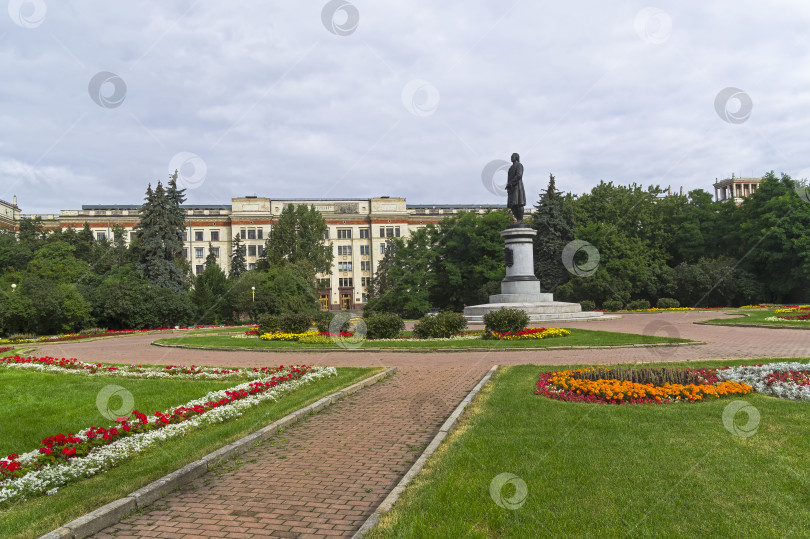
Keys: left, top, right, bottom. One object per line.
{"left": 352, "top": 364, "right": 499, "bottom": 538}
{"left": 40, "top": 366, "right": 397, "bottom": 539}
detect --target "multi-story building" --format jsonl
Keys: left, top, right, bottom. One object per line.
{"left": 713, "top": 174, "right": 761, "bottom": 204}
{"left": 0, "top": 196, "right": 21, "bottom": 229}
{"left": 10, "top": 196, "right": 523, "bottom": 311}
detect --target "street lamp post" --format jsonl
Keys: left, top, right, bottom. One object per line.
{"left": 251, "top": 286, "right": 255, "bottom": 303}
{"left": 10, "top": 284, "right": 16, "bottom": 293}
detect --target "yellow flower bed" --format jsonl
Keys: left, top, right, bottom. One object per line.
{"left": 549, "top": 367, "right": 752, "bottom": 403}
{"left": 499, "top": 327, "right": 571, "bottom": 340}
{"left": 259, "top": 330, "right": 320, "bottom": 342}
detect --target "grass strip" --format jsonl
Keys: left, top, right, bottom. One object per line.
{"left": 703, "top": 309, "right": 810, "bottom": 327}
{"left": 369, "top": 359, "right": 810, "bottom": 538}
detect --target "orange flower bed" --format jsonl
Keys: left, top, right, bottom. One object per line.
{"left": 537, "top": 367, "right": 753, "bottom": 404}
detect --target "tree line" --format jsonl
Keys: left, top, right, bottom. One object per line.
{"left": 0, "top": 174, "right": 332, "bottom": 336}
{"left": 366, "top": 172, "right": 810, "bottom": 315}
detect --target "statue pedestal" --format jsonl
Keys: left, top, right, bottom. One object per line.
{"left": 463, "top": 225, "right": 604, "bottom": 323}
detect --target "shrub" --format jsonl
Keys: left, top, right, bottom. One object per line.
{"left": 627, "top": 299, "right": 651, "bottom": 311}
{"left": 602, "top": 300, "right": 623, "bottom": 312}
{"left": 483, "top": 308, "right": 529, "bottom": 334}
{"left": 276, "top": 313, "right": 313, "bottom": 334}
{"left": 5, "top": 333, "right": 37, "bottom": 341}
{"left": 656, "top": 297, "right": 680, "bottom": 309}
{"left": 257, "top": 314, "right": 282, "bottom": 335}
{"left": 365, "top": 313, "right": 404, "bottom": 340}
{"left": 313, "top": 311, "right": 333, "bottom": 333}
{"left": 413, "top": 311, "right": 467, "bottom": 339}
{"left": 579, "top": 300, "right": 595, "bottom": 312}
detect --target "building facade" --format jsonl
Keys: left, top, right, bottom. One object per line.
{"left": 0, "top": 197, "right": 21, "bottom": 229}
{"left": 713, "top": 174, "right": 761, "bottom": 204}
{"left": 10, "top": 196, "right": 520, "bottom": 311}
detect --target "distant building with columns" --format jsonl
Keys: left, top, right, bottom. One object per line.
{"left": 713, "top": 174, "right": 761, "bottom": 204}
{"left": 5, "top": 196, "right": 528, "bottom": 311}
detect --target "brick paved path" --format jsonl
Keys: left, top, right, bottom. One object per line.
{"left": 29, "top": 312, "right": 808, "bottom": 538}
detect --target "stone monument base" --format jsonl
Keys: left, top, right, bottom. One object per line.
{"left": 463, "top": 301, "right": 604, "bottom": 323}
{"left": 462, "top": 225, "right": 604, "bottom": 324}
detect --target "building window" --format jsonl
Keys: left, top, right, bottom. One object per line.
{"left": 240, "top": 229, "right": 246, "bottom": 239}
{"left": 248, "top": 263, "right": 256, "bottom": 270}
{"left": 96, "top": 232, "right": 106, "bottom": 241}
{"left": 338, "top": 262, "right": 353, "bottom": 272}
{"left": 380, "top": 244, "right": 387, "bottom": 254}
{"left": 211, "top": 247, "right": 220, "bottom": 258}
{"left": 362, "top": 293, "right": 368, "bottom": 303}
{"left": 195, "top": 231, "right": 203, "bottom": 241}
{"left": 338, "top": 245, "right": 352, "bottom": 256}
{"left": 361, "top": 277, "right": 371, "bottom": 287}
{"left": 323, "top": 229, "right": 329, "bottom": 239}
{"left": 361, "top": 260, "right": 371, "bottom": 271}
{"left": 380, "top": 226, "right": 400, "bottom": 238}
{"left": 360, "top": 245, "right": 370, "bottom": 255}
{"left": 257, "top": 245, "right": 264, "bottom": 257}
{"left": 338, "top": 277, "right": 353, "bottom": 287}
{"left": 318, "top": 278, "right": 331, "bottom": 289}
{"left": 248, "top": 245, "right": 256, "bottom": 257}
{"left": 210, "top": 231, "right": 219, "bottom": 241}
{"left": 184, "top": 248, "right": 188, "bottom": 258}
{"left": 359, "top": 228, "right": 369, "bottom": 239}
{"left": 195, "top": 265, "right": 204, "bottom": 275}
{"left": 248, "top": 229, "right": 256, "bottom": 239}
{"left": 337, "top": 228, "right": 352, "bottom": 239}
{"left": 257, "top": 228, "right": 263, "bottom": 239}
{"left": 195, "top": 247, "right": 204, "bottom": 258}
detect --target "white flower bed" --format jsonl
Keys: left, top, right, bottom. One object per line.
{"left": 0, "top": 366, "right": 336, "bottom": 504}
{"left": 717, "top": 362, "right": 810, "bottom": 401}
{"left": 0, "top": 358, "right": 267, "bottom": 380}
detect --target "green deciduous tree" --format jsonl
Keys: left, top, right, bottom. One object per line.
{"left": 230, "top": 234, "right": 247, "bottom": 279}
{"left": 263, "top": 204, "right": 333, "bottom": 276}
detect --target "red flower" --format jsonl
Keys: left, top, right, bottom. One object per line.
{"left": 62, "top": 447, "right": 77, "bottom": 456}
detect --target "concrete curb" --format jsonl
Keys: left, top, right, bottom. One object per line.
{"left": 352, "top": 364, "right": 499, "bottom": 539}
{"left": 40, "top": 366, "right": 397, "bottom": 539}
{"left": 152, "top": 341, "right": 702, "bottom": 354}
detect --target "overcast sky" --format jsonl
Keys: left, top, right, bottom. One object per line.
{"left": 2, "top": 1, "right": 810, "bottom": 214}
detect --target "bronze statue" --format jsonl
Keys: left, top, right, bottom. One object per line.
{"left": 507, "top": 152, "right": 526, "bottom": 224}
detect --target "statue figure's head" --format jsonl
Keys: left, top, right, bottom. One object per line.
{"left": 511, "top": 152, "right": 520, "bottom": 163}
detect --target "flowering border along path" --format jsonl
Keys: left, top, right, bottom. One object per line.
{"left": 0, "top": 354, "right": 280, "bottom": 380}
{"left": 0, "top": 362, "right": 337, "bottom": 505}
{"left": 717, "top": 361, "right": 810, "bottom": 401}
{"left": 536, "top": 366, "right": 753, "bottom": 404}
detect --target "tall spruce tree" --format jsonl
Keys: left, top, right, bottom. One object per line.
{"left": 133, "top": 181, "right": 188, "bottom": 292}
{"left": 531, "top": 174, "right": 575, "bottom": 292}
{"left": 230, "top": 235, "right": 247, "bottom": 279}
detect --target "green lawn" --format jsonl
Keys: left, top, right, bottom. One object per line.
{"left": 0, "top": 366, "right": 381, "bottom": 539}
{"left": 156, "top": 329, "right": 690, "bottom": 351}
{"left": 370, "top": 360, "right": 810, "bottom": 538}
{"left": 0, "top": 370, "right": 237, "bottom": 456}
{"left": 703, "top": 309, "right": 810, "bottom": 327}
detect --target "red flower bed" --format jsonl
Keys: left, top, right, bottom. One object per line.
{"left": 0, "top": 347, "right": 13, "bottom": 354}
{"left": 0, "top": 365, "right": 311, "bottom": 482}
{"left": 763, "top": 370, "right": 810, "bottom": 387}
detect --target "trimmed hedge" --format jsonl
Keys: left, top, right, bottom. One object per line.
{"left": 656, "top": 297, "right": 680, "bottom": 309}
{"left": 365, "top": 313, "right": 404, "bottom": 340}
{"left": 413, "top": 312, "right": 467, "bottom": 339}
{"left": 579, "top": 300, "right": 595, "bottom": 312}
{"left": 602, "top": 300, "right": 623, "bottom": 312}
{"left": 483, "top": 307, "right": 529, "bottom": 334}
{"left": 627, "top": 299, "right": 651, "bottom": 311}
